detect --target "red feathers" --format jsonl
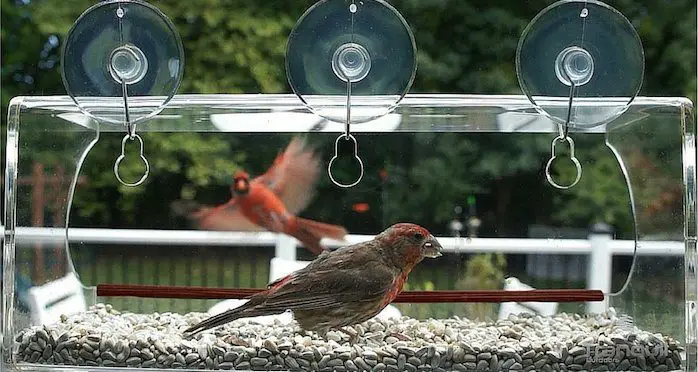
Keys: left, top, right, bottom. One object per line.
{"left": 172, "top": 137, "right": 347, "bottom": 254}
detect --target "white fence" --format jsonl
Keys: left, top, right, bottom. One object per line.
{"left": 3, "top": 226, "right": 685, "bottom": 313}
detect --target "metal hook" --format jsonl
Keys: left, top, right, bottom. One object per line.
{"left": 544, "top": 135, "right": 582, "bottom": 189}
{"left": 328, "top": 134, "right": 364, "bottom": 188}
{"left": 344, "top": 78, "right": 352, "bottom": 139}
{"left": 111, "top": 2, "right": 148, "bottom": 187}
{"left": 557, "top": 3, "right": 589, "bottom": 139}
{"left": 546, "top": 46, "right": 583, "bottom": 189}
{"left": 559, "top": 82, "right": 576, "bottom": 140}
{"left": 115, "top": 1, "right": 135, "bottom": 139}
{"left": 114, "top": 134, "right": 150, "bottom": 187}
{"left": 345, "top": 0, "right": 355, "bottom": 140}
{"left": 559, "top": 54, "right": 578, "bottom": 140}
{"left": 327, "top": 60, "right": 364, "bottom": 187}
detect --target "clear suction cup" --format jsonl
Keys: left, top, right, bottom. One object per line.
{"left": 61, "top": 0, "right": 184, "bottom": 125}
{"left": 286, "top": 0, "right": 417, "bottom": 124}
{"left": 516, "top": 0, "right": 644, "bottom": 128}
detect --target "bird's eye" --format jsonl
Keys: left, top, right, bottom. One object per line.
{"left": 413, "top": 232, "right": 424, "bottom": 240}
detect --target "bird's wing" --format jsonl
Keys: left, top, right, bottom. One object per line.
{"left": 253, "top": 137, "right": 320, "bottom": 215}
{"left": 183, "top": 243, "right": 393, "bottom": 336}
{"left": 262, "top": 268, "right": 394, "bottom": 312}
{"left": 258, "top": 245, "right": 396, "bottom": 312}
{"left": 171, "top": 199, "right": 263, "bottom": 232}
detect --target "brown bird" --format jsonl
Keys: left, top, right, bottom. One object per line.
{"left": 172, "top": 137, "right": 347, "bottom": 254}
{"left": 183, "top": 223, "right": 443, "bottom": 339}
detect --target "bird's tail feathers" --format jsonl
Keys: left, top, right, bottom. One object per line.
{"left": 288, "top": 218, "right": 347, "bottom": 255}
{"left": 288, "top": 229, "right": 324, "bottom": 255}
{"left": 295, "top": 218, "right": 347, "bottom": 240}
{"left": 183, "top": 300, "right": 280, "bottom": 337}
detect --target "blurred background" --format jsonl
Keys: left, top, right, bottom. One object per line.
{"left": 1, "top": 0, "right": 696, "bottom": 335}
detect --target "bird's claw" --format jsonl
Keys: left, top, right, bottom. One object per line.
{"left": 389, "top": 332, "right": 412, "bottom": 342}
{"left": 224, "top": 335, "right": 250, "bottom": 347}
{"left": 339, "top": 327, "right": 360, "bottom": 345}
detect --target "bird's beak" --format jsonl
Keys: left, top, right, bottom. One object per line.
{"left": 422, "top": 236, "right": 443, "bottom": 258}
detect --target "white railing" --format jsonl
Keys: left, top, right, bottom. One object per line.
{"left": 2, "top": 226, "right": 685, "bottom": 313}
{"left": 4, "top": 226, "right": 684, "bottom": 254}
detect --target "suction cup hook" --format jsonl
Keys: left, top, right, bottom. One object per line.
{"left": 286, "top": 0, "right": 417, "bottom": 124}
{"left": 287, "top": 0, "right": 416, "bottom": 188}
{"left": 61, "top": 0, "right": 184, "bottom": 187}
{"left": 61, "top": 0, "right": 184, "bottom": 125}
{"left": 517, "top": 0, "right": 644, "bottom": 189}
{"left": 516, "top": 0, "right": 644, "bottom": 128}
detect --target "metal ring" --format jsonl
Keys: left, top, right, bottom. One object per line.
{"left": 551, "top": 134, "right": 576, "bottom": 157}
{"left": 545, "top": 135, "right": 582, "bottom": 189}
{"left": 544, "top": 154, "right": 582, "bottom": 189}
{"left": 113, "top": 133, "right": 150, "bottom": 187}
{"left": 328, "top": 134, "right": 364, "bottom": 188}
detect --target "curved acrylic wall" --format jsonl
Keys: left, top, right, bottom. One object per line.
{"left": 3, "top": 94, "right": 695, "bottom": 371}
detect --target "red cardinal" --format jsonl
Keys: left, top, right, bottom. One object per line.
{"left": 172, "top": 137, "right": 347, "bottom": 254}
{"left": 183, "top": 223, "right": 443, "bottom": 338}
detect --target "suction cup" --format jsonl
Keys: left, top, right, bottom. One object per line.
{"left": 286, "top": 0, "right": 417, "bottom": 124}
{"left": 61, "top": 0, "right": 184, "bottom": 125}
{"left": 516, "top": 0, "right": 644, "bottom": 128}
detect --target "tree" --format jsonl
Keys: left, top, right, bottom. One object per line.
{"left": 1, "top": 0, "right": 695, "bottom": 236}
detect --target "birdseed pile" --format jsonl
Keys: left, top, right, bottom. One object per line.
{"left": 13, "top": 303, "right": 682, "bottom": 371}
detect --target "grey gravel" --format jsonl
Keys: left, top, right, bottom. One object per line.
{"left": 12, "top": 303, "right": 683, "bottom": 371}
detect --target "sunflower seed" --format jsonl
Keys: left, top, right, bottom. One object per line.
{"left": 125, "top": 356, "right": 141, "bottom": 366}
{"left": 185, "top": 353, "right": 199, "bottom": 364}
{"left": 236, "top": 361, "right": 250, "bottom": 369}
{"left": 250, "top": 356, "right": 268, "bottom": 366}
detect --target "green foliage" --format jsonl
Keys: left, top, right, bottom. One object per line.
{"left": 1, "top": 0, "right": 695, "bottom": 236}
{"left": 381, "top": 133, "right": 552, "bottom": 229}
{"left": 614, "top": 0, "right": 697, "bottom": 104}
{"left": 549, "top": 140, "right": 634, "bottom": 234}
{"left": 402, "top": 280, "right": 435, "bottom": 292}
{"left": 1, "top": 0, "right": 64, "bottom": 107}
{"left": 398, "top": 279, "right": 438, "bottom": 319}
{"left": 72, "top": 133, "right": 243, "bottom": 225}
{"left": 157, "top": 1, "right": 302, "bottom": 94}
{"left": 455, "top": 253, "right": 507, "bottom": 321}
{"left": 398, "top": 0, "right": 539, "bottom": 94}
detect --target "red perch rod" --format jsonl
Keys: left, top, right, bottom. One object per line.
{"left": 97, "top": 284, "right": 604, "bottom": 302}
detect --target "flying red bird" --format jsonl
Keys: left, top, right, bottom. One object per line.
{"left": 183, "top": 223, "right": 443, "bottom": 339}
{"left": 172, "top": 137, "right": 347, "bottom": 254}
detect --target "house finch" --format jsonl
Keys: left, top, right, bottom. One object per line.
{"left": 183, "top": 223, "right": 443, "bottom": 339}
{"left": 172, "top": 137, "right": 347, "bottom": 254}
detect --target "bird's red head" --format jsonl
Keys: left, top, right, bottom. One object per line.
{"left": 377, "top": 223, "right": 443, "bottom": 269}
{"left": 232, "top": 170, "right": 251, "bottom": 196}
